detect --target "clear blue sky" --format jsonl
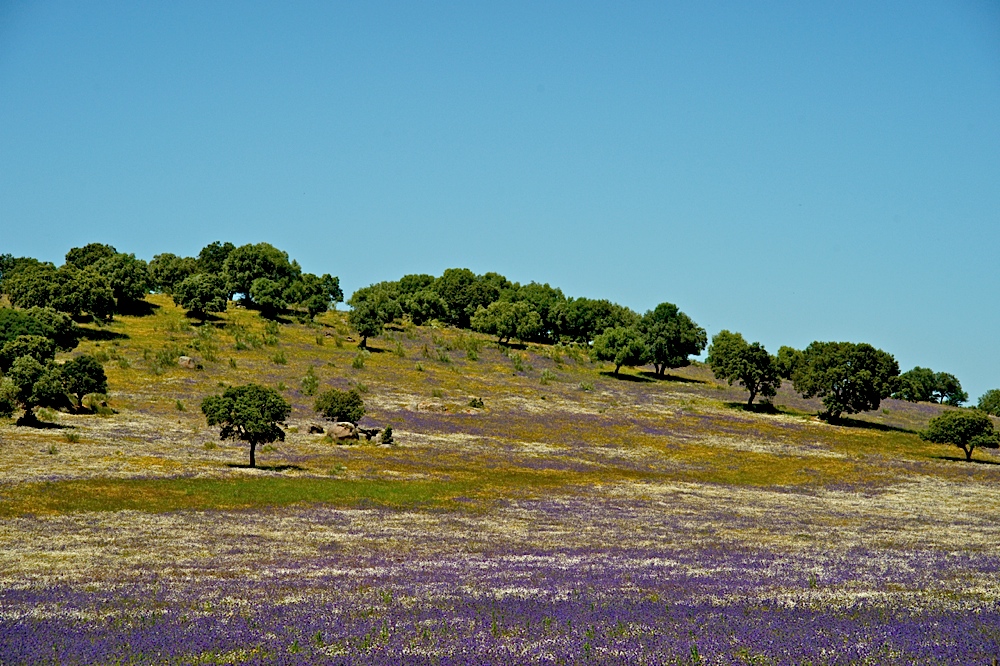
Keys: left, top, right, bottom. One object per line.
{"left": 2, "top": 1, "right": 999, "bottom": 400}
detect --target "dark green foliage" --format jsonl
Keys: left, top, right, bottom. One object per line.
{"left": 977, "top": 389, "right": 1000, "bottom": 417}
{"left": 0, "top": 307, "right": 79, "bottom": 351}
{"left": 201, "top": 384, "right": 291, "bottom": 468}
{"left": 95, "top": 253, "right": 150, "bottom": 306}
{"left": 893, "top": 366, "right": 936, "bottom": 402}
{"left": 931, "top": 372, "right": 967, "bottom": 406}
{"left": 791, "top": 341, "right": 899, "bottom": 421}
{"left": 921, "top": 409, "right": 999, "bottom": 461}
{"left": 381, "top": 425, "right": 394, "bottom": 445}
{"left": 504, "top": 282, "right": 565, "bottom": 341}
{"left": 197, "top": 241, "right": 236, "bottom": 275}
{"left": 0, "top": 255, "right": 49, "bottom": 287}
{"left": 6, "top": 264, "right": 116, "bottom": 320}
{"left": 348, "top": 283, "right": 403, "bottom": 347}
{"left": 894, "top": 367, "right": 968, "bottom": 406}
{"left": 222, "top": 243, "right": 300, "bottom": 303}
{"left": 775, "top": 346, "right": 803, "bottom": 380}
{"left": 401, "top": 289, "right": 448, "bottom": 325}
{"left": 0, "top": 335, "right": 56, "bottom": 371}
{"left": 315, "top": 388, "right": 365, "bottom": 424}
{"left": 61, "top": 355, "right": 108, "bottom": 408}
{"left": 283, "top": 273, "right": 343, "bottom": 318}
{"left": 249, "top": 278, "right": 287, "bottom": 317}
{"left": 64, "top": 243, "right": 117, "bottom": 269}
{"left": 397, "top": 273, "right": 436, "bottom": 295}
{"left": 148, "top": 253, "right": 199, "bottom": 294}
{"left": 433, "top": 268, "right": 504, "bottom": 328}
{"left": 7, "top": 355, "right": 65, "bottom": 422}
{"left": 707, "top": 330, "right": 781, "bottom": 406}
{"left": 592, "top": 326, "right": 646, "bottom": 376}
{"left": 639, "top": 302, "right": 707, "bottom": 377}
{"left": 0, "top": 377, "right": 16, "bottom": 418}
{"left": 554, "top": 298, "right": 638, "bottom": 344}
{"left": 173, "top": 273, "right": 228, "bottom": 318}
{"left": 470, "top": 300, "right": 542, "bottom": 344}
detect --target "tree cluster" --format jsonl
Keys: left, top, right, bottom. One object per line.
{"left": 1, "top": 241, "right": 342, "bottom": 322}
{"left": 0, "top": 244, "right": 144, "bottom": 320}
{"left": 346, "top": 269, "right": 705, "bottom": 374}
{"left": 152, "top": 241, "right": 343, "bottom": 320}
{"left": 0, "top": 311, "right": 107, "bottom": 422}
{"left": 707, "top": 331, "right": 781, "bottom": 407}
{"left": 893, "top": 367, "right": 967, "bottom": 406}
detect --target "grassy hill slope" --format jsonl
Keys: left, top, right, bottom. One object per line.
{"left": 2, "top": 296, "right": 999, "bottom": 663}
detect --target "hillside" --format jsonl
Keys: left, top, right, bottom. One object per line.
{"left": 2, "top": 295, "right": 999, "bottom": 663}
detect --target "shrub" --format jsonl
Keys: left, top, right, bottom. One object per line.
{"left": 352, "top": 350, "right": 370, "bottom": 369}
{"left": 301, "top": 367, "right": 319, "bottom": 396}
{"left": 381, "top": 425, "right": 394, "bottom": 446}
{"left": 540, "top": 369, "right": 556, "bottom": 385}
{"left": 315, "top": 388, "right": 365, "bottom": 424}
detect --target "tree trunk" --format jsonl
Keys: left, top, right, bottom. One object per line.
{"left": 746, "top": 390, "right": 756, "bottom": 407}
{"left": 964, "top": 445, "right": 973, "bottom": 462}
{"left": 359, "top": 336, "right": 367, "bottom": 349}
{"left": 249, "top": 442, "right": 257, "bottom": 468}
{"left": 614, "top": 364, "right": 621, "bottom": 376}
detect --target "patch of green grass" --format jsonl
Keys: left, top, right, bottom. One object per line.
{"left": 0, "top": 468, "right": 621, "bottom": 517}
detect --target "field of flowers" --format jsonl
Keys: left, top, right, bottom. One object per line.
{"left": 2, "top": 296, "right": 999, "bottom": 664}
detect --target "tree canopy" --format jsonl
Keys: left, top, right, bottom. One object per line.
{"left": 61, "top": 355, "right": 108, "bottom": 409}
{"left": 173, "top": 273, "right": 229, "bottom": 318}
{"left": 894, "top": 367, "right": 967, "bottom": 406}
{"left": 921, "top": 410, "right": 999, "bottom": 462}
{"left": 791, "top": 341, "right": 899, "bottom": 421}
{"left": 348, "top": 283, "right": 403, "bottom": 347}
{"left": 201, "top": 384, "right": 291, "bottom": 468}
{"left": 707, "top": 330, "right": 781, "bottom": 407}
{"left": 977, "top": 389, "right": 1000, "bottom": 417}
{"left": 222, "top": 243, "right": 300, "bottom": 303}
{"left": 470, "top": 300, "right": 542, "bottom": 344}
{"left": 639, "top": 302, "right": 707, "bottom": 377}
{"left": 592, "top": 326, "right": 646, "bottom": 376}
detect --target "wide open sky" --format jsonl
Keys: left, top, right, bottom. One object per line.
{"left": 2, "top": 1, "right": 998, "bottom": 401}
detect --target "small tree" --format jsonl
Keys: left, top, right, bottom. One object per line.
{"left": 921, "top": 410, "right": 999, "bottom": 462}
{"left": 977, "top": 389, "right": 1000, "bottom": 417}
{"left": 893, "top": 366, "right": 937, "bottom": 402}
{"left": 707, "top": 330, "right": 781, "bottom": 407}
{"left": 201, "top": 384, "right": 291, "bottom": 467}
{"left": 348, "top": 284, "right": 402, "bottom": 348}
{"left": 638, "top": 303, "right": 706, "bottom": 377}
{"left": 61, "top": 355, "right": 108, "bottom": 410}
{"left": 173, "top": 273, "right": 228, "bottom": 319}
{"left": 315, "top": 388, "right": 365, "bottom": 424}
{"left": 592, "top": 326, "right": 646, "bottom": 376}
{"left": 6, "top": 355, "right": 65, "bottom": 424}
{"left": 930, "top": 372, "right": 967, "bottom": 406}
{"left": 470, "top": 300, "right": 542, "bottom": 344}
{"left": 792, "top": 341, "right": 899, "bottom": 421}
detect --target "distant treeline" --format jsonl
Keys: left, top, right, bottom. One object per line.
{"left": 0, "top": 241, "right": 342, "bottom": 321}
{"left": 1, "top": 241, "right": 997, "bottom": 422}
